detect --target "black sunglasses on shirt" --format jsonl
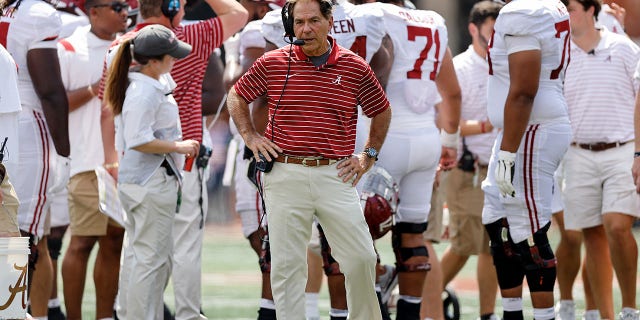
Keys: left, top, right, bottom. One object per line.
{"left": 92, "top": 1, "right": 129, "bottom": 13}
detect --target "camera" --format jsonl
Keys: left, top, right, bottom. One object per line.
{"left": 195, "top": 145, "right": 212, "bottom": 169}
{"left": 256, "top": 153, "right": 275, "bottom": 173}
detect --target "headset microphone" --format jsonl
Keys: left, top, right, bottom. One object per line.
{"left": 282, "top": 35, "right": 305, "bottom": 46}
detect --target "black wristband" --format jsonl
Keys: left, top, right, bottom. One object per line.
{"left": 635, "top": 152, "right": 640, "bottom": 158}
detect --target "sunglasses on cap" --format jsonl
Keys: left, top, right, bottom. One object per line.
{"left": 92, "top": 1, "right": 129, "bottom": 12}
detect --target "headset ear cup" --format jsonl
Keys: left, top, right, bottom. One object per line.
{"left": 162, "top": 0, "right": 180, "bottom": 19}
{"left": 281, "top": 2, "right": 294, "bottom": 37}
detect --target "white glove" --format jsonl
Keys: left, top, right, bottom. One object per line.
{"left": 48, "top": 154, "right": 70, "bottom": 194}
{"left": 495, "top": 150, "right": 516, "bottom": 197}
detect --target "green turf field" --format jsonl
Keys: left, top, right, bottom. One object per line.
{"left": 56, "top": 219, "right": 638, "bottom": 319}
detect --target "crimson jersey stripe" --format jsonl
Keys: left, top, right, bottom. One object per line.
{"left": 523, "top": 124, "right": 540, "bottom": 235}
{"left": 59, "top": 39, "right": 74, "bottom": 52}
{"left": 0, "top": 21, "right": 9, "bottom": 48}
{"left": 30, "top": 111, "right": 50, "bottom": 234}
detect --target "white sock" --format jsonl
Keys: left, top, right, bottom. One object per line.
{"left": 305, "top": 292, "right": 319, "bottom": 318}
{"left": 533, "top": 307, "right": 555, "bottom": 320}
{"left": 398, "top": 295, "right": 422, "bottom": 304}
{"left": 621, "top": 307, "right": 639, "bottom": 314}
{"left": 34, "top": 317, "right": 48, "bottom": 320}
{"left": 48, "top": 298, "right": 60, "bottom": 308}
{"left": 558, "top": 300, "right": 575, "bottom": 307}
{"left": 259, "top": 298, "right": 276, "bottom": 310}
{"left": 502, "top": 297, "right": 523, "bottom": 312}
{"left": 582, "top": 310, "right": 600, "bottom": 320}
{"left": 329, "top": 308, "right": 348, "bottom": 317}
{"left": 98, "top": 318, "right": 115, "bottom": 320}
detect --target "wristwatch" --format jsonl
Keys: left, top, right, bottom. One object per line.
{"left": 363, "top": 147, "right": 379, "bottom": 161}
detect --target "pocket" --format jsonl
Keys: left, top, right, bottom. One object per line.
{"left": 118, "top": 183, "right": 147, "bottom": 213}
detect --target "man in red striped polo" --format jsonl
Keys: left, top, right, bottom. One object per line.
{"left": 228, "top": 0, "right": 391, "bottom": 318}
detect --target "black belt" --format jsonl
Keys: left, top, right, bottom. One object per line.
{"left": 571, "top": 141, "right": 630, "bottom": 152}
{"left": 160, "top": 160, "right": 175, "bottom": 176}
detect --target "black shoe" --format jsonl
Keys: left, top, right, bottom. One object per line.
{"left": 257, "top": 307, "right": 277, "bottom": 320}
{"left": 164, "top": 303, "right": 175, "bottom": 320}
{"left": 48, "top": 306, "right": 67, "bottom": 320}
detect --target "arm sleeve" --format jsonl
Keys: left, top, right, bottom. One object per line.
{"left": 232, "top": 54, "right": 269, "bottom": 103}
{"left": 239, "top": 23, "right": 267, "bottom": 53}
{"left": 179, "top": 18, "right": 224, "bottom": 61}
{"left": 29, "top": 8, "right": 62, "bottom": 50}
{"left": 121, "top": 86, "right": 158, "bottom": 148}
{"left": 504, "top": 34, "right": 541, "bottom": 55}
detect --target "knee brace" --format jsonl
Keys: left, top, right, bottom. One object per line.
{"left": 258, "top": 234, "right": 271, "bottom": 274}
{"left": 317, "top": 224, "right": 342, "bottom": 276}
{"left": 47, "top": 226, "right": 66, "bottom": 260}
{"left": 485, "top": 218, "right": 524, "bottom": 290}
{"left": 392, "top": 222, "right": 430, "bottom": 272}
{"left": 516, "top": 223, "right": 556, "bottom": 292}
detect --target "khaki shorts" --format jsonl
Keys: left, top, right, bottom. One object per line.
{"left": 445, "top": 167, "right": 490, "bottom": 255}
{"left": 424, "top": 171, "right": 447, "bottom": 243}
{"left": 0, "top": 165, "right": 20, "bottom": 236}
{"left": 68, "top": 171, "right": 117, "bottom": 236}
{"left": 563, "top": 143, "right": 640, "bottom": 230}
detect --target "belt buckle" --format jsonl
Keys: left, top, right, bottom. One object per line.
{"left": 301, "top": 157, "right": 320, "bottom": 167}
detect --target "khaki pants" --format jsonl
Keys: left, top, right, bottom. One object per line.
{"left": 264, "top": 162, "right": 381, "bottom": 320}
{"left": 116, "top": 170, "right": 178, "bottom": 320}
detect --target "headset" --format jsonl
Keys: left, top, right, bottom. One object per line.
{"left": 281, "top": 2, "right": 299, "bottom": 45}
{"left": 161, "top": 0, "right": 180, "bottom": 21}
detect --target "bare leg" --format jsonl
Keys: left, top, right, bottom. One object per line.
{"left": 31, "top": 237, "right": 54, "bottom": 317}
{"left": 94, "top": 225, "right": 124, "bottom": 319}
{"left": 602, "top": 213, "right": 637, "bottom": 309}
{"left": 552, "top": 211, "right": 582, "bottom": 301}
{"left": 583, "top": 225, "right": 614, "bottom": 320}
{"left": 439, "top": 247, "right": 469, "bottom": 287}
{"left": 420, "top": 241, "right": 443, "bottom": 320}
{"left": 62, "top": 235, "right": 97, "bottom": 319}
{"left": 477, "top": 252, "right": 498, "bottom": 316}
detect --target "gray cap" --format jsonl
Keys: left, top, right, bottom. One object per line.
{"left": 133, "top": 24, "right": 192, "bottom": 59}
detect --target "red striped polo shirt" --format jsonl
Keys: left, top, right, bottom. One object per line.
{"left": 233, "top": 36, "right": 390, "bottom": 159}
{"left": 99, "top": 19, "right": 224, "bottom": 142}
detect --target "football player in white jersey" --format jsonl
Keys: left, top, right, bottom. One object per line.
{"left": 1, "top": 0, "right": 71, "bottom": 318}
{"left": 349, "top": 1, "right": 461, "bottom": 319}
{"left": 482, "top": 1, "right": 571, "bottom": 319}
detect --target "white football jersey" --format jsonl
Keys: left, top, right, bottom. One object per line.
{"left": 1, "top": 0, "right": 62, "bottom": 111}
{"left": 374, "top": 3, "right": 447, "bottom": 128}
{"left": 261, "top": 0, "right": 385, "bottom": 63}
{"left": 261, "top": 9, "right": 290, "bottom": 48}
{"left": 486, "top": 0, "right": 570, "bottom": 129}
{"left": 330, "top": 0, "right": 385, "bottom": 63}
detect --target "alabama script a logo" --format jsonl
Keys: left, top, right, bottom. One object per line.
{"left": 0, "top": 262, "right": 28, "bottom": 311}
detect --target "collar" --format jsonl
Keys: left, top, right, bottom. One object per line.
{"left": 128, "top": 72, "right": 176, "bottom": 94}
{"left": 292, "top": 35, "right": 340, "bottom": 67}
